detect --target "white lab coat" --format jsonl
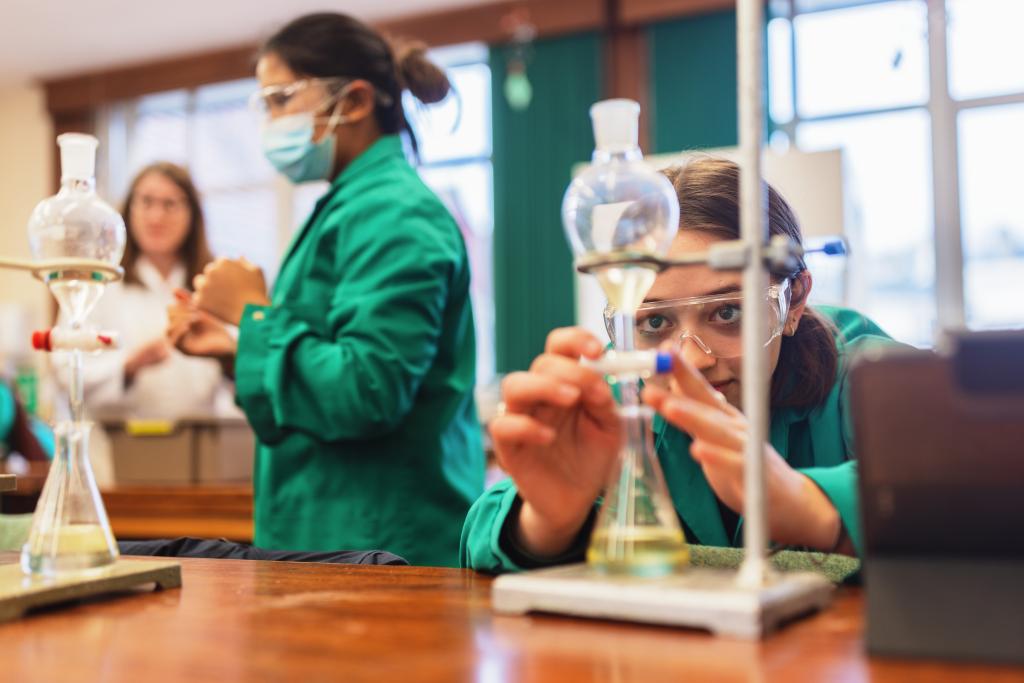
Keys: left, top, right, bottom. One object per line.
{"left": 56, "top": 257, "right": 234, "bottom": 418}
{"left": 50, "top": 257, "right": 239, "bottom": 484}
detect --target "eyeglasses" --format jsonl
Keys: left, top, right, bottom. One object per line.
{"left": 132, "top": 194, "right": 188, "bottom": 214}
{"left": 248, "top": 77, "right": 393, "bottom": 117}
{"left": 604, "top": 280, "right": 792, "bottom": 359}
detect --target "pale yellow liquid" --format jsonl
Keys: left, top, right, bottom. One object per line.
{"left": 597, "top": 265, "right": 657, "bottom": 316}
{"left": 23, "top": 523, "right": 117, "bottom": 576}
{"left": 587, "top": 526, "right": 690, "bottom": 578}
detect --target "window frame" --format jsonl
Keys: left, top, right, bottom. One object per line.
{"left": 770, "top": 0, "right": 1024, "bottom": 335}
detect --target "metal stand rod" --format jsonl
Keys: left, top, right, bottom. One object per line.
{"left": 736, "top": 0, "right": 772, "bottom": 588}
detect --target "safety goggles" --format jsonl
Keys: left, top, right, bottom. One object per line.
{"left": 249, "top": 78, "right": 393, "bottom": 118}
{"left": 605, "top": 279, "right": 791, "bottom": 359}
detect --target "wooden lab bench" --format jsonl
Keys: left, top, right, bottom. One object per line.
{"left": 0, "top": 554, "right": 1020, "bottom": 682}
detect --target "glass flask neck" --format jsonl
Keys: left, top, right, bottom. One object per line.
{"left": 592, "top": 145, "right": 643, "bottom": 165}
{"left": 60, "top": 176, "right": 96, "bottom": 193}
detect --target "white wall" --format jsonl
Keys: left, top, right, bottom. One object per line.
{"left": 0, "top": 84, "right": 53, "bottom": 362}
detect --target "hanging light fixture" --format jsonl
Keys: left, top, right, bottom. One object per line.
{"left": 501, "top": 8, "right": 537, "bottom": 111}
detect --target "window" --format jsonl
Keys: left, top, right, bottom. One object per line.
{"left": 98, "top": 43, "right": 495, "bottom": 382}
{"left": 958, "top": 103, "right": 1024, "bottom": 328}
{"left": 99, "top": 78, "right": 281, "bottom": 280}
{"left": 404, "top": 43, "right": 495, "bottom": 383}
{"left": 947, "top": 0, "right": 1024, "bottom": 101}
{"left": 796, "top": 109, "right": 934, "bottom": 344}
{"left": 770, "top": 0, "right": 1024, "bottom": 344}
{"left": 793, "top": 1, "right": 928, "bottom": 118}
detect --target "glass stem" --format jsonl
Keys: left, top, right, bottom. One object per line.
{"left": 68, "top": 349, "right": 84, "bottom": 423}
{"left": 615, "top": 311, "right": 640, "bottom": 408}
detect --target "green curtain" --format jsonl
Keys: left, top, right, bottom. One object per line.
{"left": 649, "top": 11, "right": 739, "bottom": 153}
{"left": 490, "top": 33, "right": 603, "bottom": 373}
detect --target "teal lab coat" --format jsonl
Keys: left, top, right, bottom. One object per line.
{"left": 460, "top": 306, "right": 895, "bottom": 572}
{"left": 0, "top": 382, "right": 53, "bottom": 458}
{"left": 235, "top": 135, "right": 484, "bottom": 567}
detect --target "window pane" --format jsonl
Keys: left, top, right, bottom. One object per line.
{"left": 129, "top": 90, "right": 188, "bottom": 171}
{"left": 202, "top": 188, "right": 279, "bottom": 282}
{"left": 959, "top": 104, "right": 1024, "bottom": 329}
{"left": 405, "top": 62, "right": 491, "bottom": 164}
{"left": 419, "top": 163, "right": 495, "bottom": 383}
{"left": 795, "top": 1, "right": 928, "bottom": 118}
{"left": 768, "top": 17, "right": 795, "bottom": 124}
{"left": 947, "top": 0, "right": 1024, "bottom": 101}
{"left": 192, "top": 79, "right": 273, "bottom": 189}
{"left": 797, "top": 109, "right": 935, "bottom": 346}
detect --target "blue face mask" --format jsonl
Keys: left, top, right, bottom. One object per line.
{"left": 261, "top": 104, "right": 346, "bottom": 184}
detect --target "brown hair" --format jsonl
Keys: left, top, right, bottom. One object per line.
{"left": 120, "top": 162, "right": 213, "bottom": 287}
{"left": 663, "top": 157, "right": 839, "bottom": 409}
{"left": 260, "top": 13, "right": 451, "bottom": 156}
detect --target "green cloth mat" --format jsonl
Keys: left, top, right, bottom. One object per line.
{"left": 0, "top": 514, "right": 33, "bottom": 552}
{"left": 689, "top": 544, "right": 861, "bottom": 584}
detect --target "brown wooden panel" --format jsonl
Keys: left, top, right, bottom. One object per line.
{"left": 619, "top": 0, "right": 739, "bottom": 25}
{"left": 44, "top": 44, "right": 256, "bottom": 115}
{"left": 381, "top": 0, "right": 605, "bottom": 46}
{"left": 44, "top": 1, "right": 606, "bottom": 116}
{"left": 605, "top": 25, "right": 651, "bottom": 150}
{"left": 101, "top": 485, "right": 254, "bottom": 542}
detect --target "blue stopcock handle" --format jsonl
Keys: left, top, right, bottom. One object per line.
{"left": 655, "top": 352, "right": 674, "bottom": 374}
{"left": 821, "top": 239, "right": 847, "bottom": 256}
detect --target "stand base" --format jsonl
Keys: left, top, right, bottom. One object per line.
{"left": 0, "top": 558, "right": 181, "bottom": 622}
{"left": 493, "top": 563, "right": 833, "bottom": 638}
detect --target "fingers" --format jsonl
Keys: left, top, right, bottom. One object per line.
{"left": 490, "top": 414, "right": 556, "bottom": 451}
{"left": 667, "top": 349, "right": 736, "bottom": 412}
{"left": 645, "top": 391, "right": 746, "bottom": 451}
{"left": 544, "top": 327, "right": 605, "bottom": 359}
{"left": 502, "top": 372, "right": 580, "bottom": 414}
{"left": 689, "top": 438, "right": 743, "bottom": 469}
{"left": 166, "top": 322, "right": 189, "bottom": 347}
{"left": 532, "top": 353, "right": 616, "bottom": 410}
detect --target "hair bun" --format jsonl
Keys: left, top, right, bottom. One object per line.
{"left": 392, "top": 38, "right": 451, "bottom": 105}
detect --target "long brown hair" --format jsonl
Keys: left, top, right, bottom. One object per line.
{"left": 120, "top": 162, "right": 213, "bottom": 287}
{"left": 663, "top": 157, "right": 840, "bottom": 409}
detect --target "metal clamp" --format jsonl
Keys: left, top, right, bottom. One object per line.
{"left": 575, "top": 236, "right": 846, "bottom": 276}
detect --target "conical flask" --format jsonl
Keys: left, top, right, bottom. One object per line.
{"left": 21, "top": 423, "right": 119, "bottom": 576}
{"left": 21, "top": 133, "right": 124, "bottom": 577}
{"left": 586, "top": 404, "right": 689, "bottom": 577}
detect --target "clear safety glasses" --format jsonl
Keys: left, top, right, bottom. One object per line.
{"left": 605, "top": 279, "right": 792, "bottom": 359}
{"left": 248, "top": 77, "right": 392, "bottom": 118}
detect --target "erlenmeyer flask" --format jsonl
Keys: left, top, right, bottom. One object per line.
{"left": 21, "top": 422, "right": 119, "bottom": 576}
{"left": 586, "top": 405, "right": 689, "bottom": 577}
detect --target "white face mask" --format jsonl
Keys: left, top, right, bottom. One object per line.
{"left": 260, "top": 88, "right": 349, "bottom": 184}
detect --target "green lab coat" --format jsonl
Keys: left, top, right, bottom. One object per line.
{"left": 236, "top": 135, "right": 483, "bottom": 567}
{"left": 460, "top": 306, "right": 894, "bottom": 572}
